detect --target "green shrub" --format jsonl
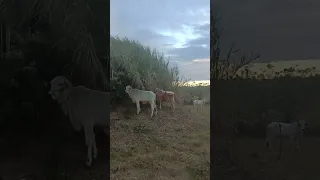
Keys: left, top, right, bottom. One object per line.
{"left": 110, "top": 36, "right": 180, "bottom": 103}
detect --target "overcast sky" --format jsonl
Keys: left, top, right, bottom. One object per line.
{"left": 111, "top": 0, "right": 210, "bottom": 81}
{"left": 213, "top": 0, "right": 320, "bottom": 62}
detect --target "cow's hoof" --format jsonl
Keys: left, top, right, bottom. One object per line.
{"left": 85, "top": 160, "right": 92, "bottom": 168}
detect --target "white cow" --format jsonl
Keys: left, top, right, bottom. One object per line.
{"left": 193, "top": 99, "right": 206, "bottom": 111}
{"left": 125, "top": 85, "right": 157, "bottom": 117}
{"left": 49, "top": 76, "right": 109, "bottom": 167}
{"left": 266, "top": 120, "right": 307, "bottom": 152}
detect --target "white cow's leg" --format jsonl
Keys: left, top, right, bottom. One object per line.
{"left": 150, "top": 102, "right": 154, "bottom": 117}
{"left": 84, "top": 125, "right": 94, "bottom": 167}
{"left": 294, "top": 137, "right": 300, "bottom": 152}
{"left": 290, "top": 136, "right": 298, "bottom": 152}
{"left": 136, "top": 101, "right": 140, "bottom": 114}
{"left": 266, "top": 138, "right": 270, "bottom": 149}
{"left": 159, "top": 100, "right": 162, "bottom": 109}
{"left": 266, "top": 136, "right": 273, "bottom": 151}
{"left": 172, "top": 100, "right": 175, "bottom": 110}
{"left": 93, "top": 134, "right": 98, "bottom": 159}
{"left": 154, "top": 102, "right": 157, "bottom": 116}
{"left": 267, "top": 135, "right": 276, "bottom": 152}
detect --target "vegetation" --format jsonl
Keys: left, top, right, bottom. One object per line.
{"left": 0, "top": 0, "right": 109, "bottom": 179}
{"left": 0, "top": 0, "right": 108, "bottom": 89}
{"left": 212, "top": 9, "right": 320, "bottom": 180}
{"left": 110, "top": 29, "right": 210, "bottom": 180}
{"left": 178, "top": 85, "right": 210, "bottom": 104}
{"left": 110, "top": 36, "right": 180, "bottom": 103}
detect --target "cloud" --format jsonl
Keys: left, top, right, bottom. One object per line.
{"left": 111, "top": 0, "right": 210, "bottom": 80}
{"left": 168, "top": 46, "right": 210, "bottom": 61}
{"left": 178, "top": 60, "right": 210, "bottom": 80}
{"left": 193, "top": 58, "right": 210, "bottom": 63}
{"left": 214, "top": 0, "right": 320, "bottom": 61}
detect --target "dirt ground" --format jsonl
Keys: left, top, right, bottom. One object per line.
{"left": 110, "top": 104, "right": 210, "bottom": 180}
{"left": 214, "top": 136, "right": 320, "bottom": 180}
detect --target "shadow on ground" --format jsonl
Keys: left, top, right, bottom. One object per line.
{"left": 0, "top": 122, "right": 109, "bottom": 180}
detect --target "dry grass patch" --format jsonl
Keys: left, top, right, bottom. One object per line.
{"left": 110, "top": 105, "right": 210, "bottom": 180}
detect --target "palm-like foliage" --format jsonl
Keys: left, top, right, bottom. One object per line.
{"left": 0, "top": 0, "right": 107, "bottom": 90}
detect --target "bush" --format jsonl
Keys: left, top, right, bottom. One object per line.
{"left": 110, "top": 36, "right": 180, "bottom": 103}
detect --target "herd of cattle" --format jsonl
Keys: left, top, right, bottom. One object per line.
{"left": 8, "top": 62, "right": 308, "bottom": 166}
{"left": 124, "top": 85, "right": 207, "bottom": 117}
{"left": 6, "top": 61, "right": 208, "bottom": 167}
{"left": 46, "top": 76, "right": 308, "bottom": 165}
{"left": 47, "top": 76, "right": 208, "bottom": 167}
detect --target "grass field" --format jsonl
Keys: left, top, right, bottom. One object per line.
{"left": 214, "top": 136, "right": 320, "bottom": 180}
{"left": 0, "top": 103, "right": 209, "bottom": 180}
{"left": 110, "top": 104, "right": 210, "bottom": 180}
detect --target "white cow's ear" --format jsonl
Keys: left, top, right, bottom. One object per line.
{"left": 63, "top": 78, "right": 69, "bottom": 89}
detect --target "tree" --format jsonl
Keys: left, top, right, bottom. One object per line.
{"left": 211, "top": 13, "right": 260, "bottom": 133}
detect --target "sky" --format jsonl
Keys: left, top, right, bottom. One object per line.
{"left": 110, "top": 0, "right": 210, "bottom": 81}
{"left": 213, "top": 0, "right": 320, "bottom": 62}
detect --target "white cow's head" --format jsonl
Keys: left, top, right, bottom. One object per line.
{"left": 297, "top": 120, "right": 307, "bottom": 132}
{"left": 125, "top": 85, "right": 133, "bottom": 94}
{"left": 48, "top": 76, "right": 72, "bottom": 103}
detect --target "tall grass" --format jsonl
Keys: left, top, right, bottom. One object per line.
{"left": 110, "top": 36, "right": 180, "bottom": 102}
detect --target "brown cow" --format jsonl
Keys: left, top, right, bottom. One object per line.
{"left": 155, "top": 88, "right": 175, "bottom": 110}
